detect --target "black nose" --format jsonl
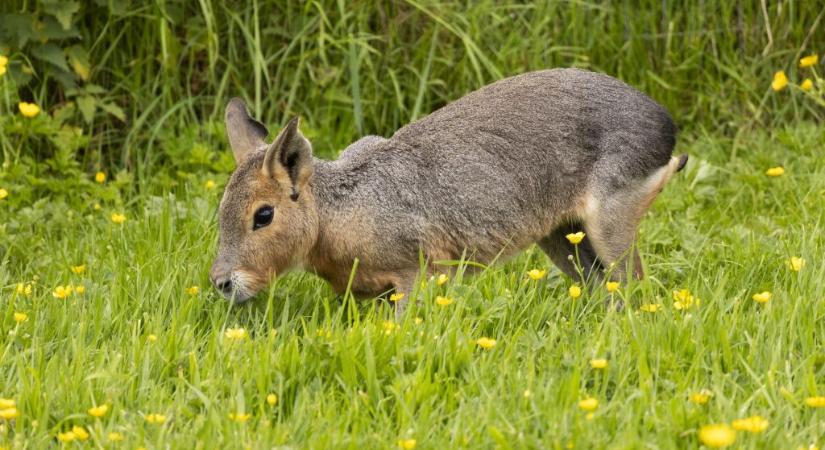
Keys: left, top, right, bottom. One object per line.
{"left": 215, "top": 278, "right": 232, "bottom": 293}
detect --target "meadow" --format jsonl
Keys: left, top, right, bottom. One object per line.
{"left": 1, "top": 1, "right": 824, "bottom": 449}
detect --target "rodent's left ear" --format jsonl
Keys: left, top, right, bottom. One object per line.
{"left": 262, "top": 117, "right": 314, "bottom": 200}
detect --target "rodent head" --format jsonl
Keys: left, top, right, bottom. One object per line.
{"left": 210, "top": 98, "right": 319, "bottom": 303}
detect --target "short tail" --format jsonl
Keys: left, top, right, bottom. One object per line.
{"left": 675, "top": 153, "right": 689, "bottom": 172}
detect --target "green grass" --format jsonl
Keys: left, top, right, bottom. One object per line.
{"left": 1, "top": 123, "right": 824, "bottom": 448}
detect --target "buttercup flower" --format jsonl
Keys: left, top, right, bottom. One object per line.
{"left": 266, "top": 394, "right": 278, "bottom": 406}
{"left": 228, "top": 412, "right": 251, "bottom": 422}
{"left": 0, "top": 55, "right": 8, "bottom": 76}
{"left": 111, "top": 213, "right": 127, "bottom": 224}
{"left": 72, "top": 426, "right": 89, "bottom": 441}
{"left": 88, "top": 404, "right": 109, "bottom": 417}
{"left": 765, "top": 166, "right": 785, "bottom": 177}
{"left": 0, "top": 407, "right": 19, "bottom": 420}
{"left": 436, "top": 273, "right": 449, "bottom": 286}
{"left": 752, "top": 291, "right": 771, "bottom": 304}
{"left": 527, "top": 269, "right": 546, "bottom": 280}
{"left": 689, "top": 389, "right": 712, "bottom": 404}
{"left": 476, "top": 337, "right": 497, "bottom": 349}
{"left": 605, "top": 281, "right": 620, "bottom": 293}
{"left": 74, "top": 285, "right": 85, "bottom": 295}
{"left": 205, "top": 180, "right": 216, "bottom": 190}
{"left": 801, "top": 79, "right": 814, "bottom": 91}
{"left": 383, "top": 321, "right": 398, "bottom": 335}
{"left": 578, "top": 397, "right": 598, "bottom": 412}
{"left": 0, "top": 399, "right": 14, "bottom": 409}
{"left": 799, "top": 54, "right": 819, "bottom": 68}
{"left": 788, "top": 256, "right": 805, "bottom": 272}
{"left": 569, "top": 284, "right": 582, "bottom": 299}
{"left": 699, "top": 424, "right": 736, "bottom": 448}
{"left": 57, "top": 431, "right": 76, "bottom": 442}
{"left": 71, "top": 265, "right": 86, "bottom": 274}
{"left": 95, "top": 172, "right": 106, "bottom": 183}
{"left": 18, "top": 102, "right": 40, "bottom": 118}
{"left": 108, "top": 432, "right": 124, "bottom": 441}
{"left": 0, "top": 188, "right": 7, "bottom": 200}
{"left": 53, "top": 285, "right": 71, "bottom": 299}
{"left": 731, "top": 415, "right": 768, "bottom": 433}
{"left": 804, "top": 396, "right": 825, "bottom": 407}
{"left": 389, "top": 292, "right": 405, "bottom": 302}
{"left": 771, "top": 71, "right": 788, "bottom": 91}
{"left": 224, "top": 328, "right": 249, "bottom": 340}
{"left": 186, "top": 285, "right": 199, "bottom": 296}
{"left": 565, "top": 231, "right": 585, "bottom": 244}
{"left": 146, "top": 334, "right": 158, "bottom": 342}
{"left": 16, "top": 283, "right": 33, "bottom": 296}
{"left": 435, "top": 296, "right": 453, "bottom": 307}
{"left": 398, "top": 439, "right": 417, "bottom": 449}
{"left": 590, "top": 358, "right": 608, "bottom": 369}
{"left": 13, "top": 312, "right": 28, "bottom": 323}
{"left": 673, "top": 288, "right": 700, "bottom": 310}
{"left": 145, "top": 413, "right": 166, "bottom": 424}
{"left": 640, "top": 303, "right": 661, "bottom": 313}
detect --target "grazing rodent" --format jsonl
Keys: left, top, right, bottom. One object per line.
{"left": 209, "top": 68, "right": 686, "bottom": 312}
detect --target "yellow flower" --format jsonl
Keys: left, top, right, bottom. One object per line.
{"left": 523, "top": 389, "right": 532, "bottom": 398}
{"left": 476, "top": 337, "right": 497, "bottom": 349}
{"left": 0, "top": 64, "right": 5, "bottom": 76}
{"left": 0, "top": 398, "right": 14, "bottom": 409}
{"left": 16, "top": 283, "right": 33, "bottom": 296}
{"left": 689, "top": 389, "right": 712, "bottom": 404}
{"left": 228, "top": 412, "right": 251, "bottom": 422}
{"left": 74, "top": 285, "right": 85, "bottom": 295}
{"left": 266, "top": 393, "right": 278, "bottom": 406}
{"left": 527, "top": 269, "right": 546, "bottom": 280}
{"left": 801, "top": 79, "right": 814, "bottom": 91}
{"left": 589, "top": 358, "right": 608, "bottom": 369}
{"left": 224, "top": 328, "right": 249, "bottom": 340}
{"left": 789, "top": 256, "right": 805, "bottom": 272}
{"left": 0, "top": 55, "right": 7, "bottom": 69}
{"left": 804, "top": 396, "right": 825, "bottom": 407}
{"left": 382, "top": 320, "right": 398, "bottom": 335}
{"left": 0, "top": 188, "right": 7, "bottom": 200}
{"left": 699, "top": 424, "right": 736, "bottom": 448}
{"left": 673, "top": 288, "right": 700, "bottom": 310}
{"left": 18, "top": 102, "right": 41, "bottom": 118}
{"left": 605, "top": 281, "right": 620, "bottom": 293}
{"left": 771, "top": 70, "right": 788, "bottom": 91}
{"left": 414, "top": 317, "right": 423, "bottom": 325}
{"left": 765, "top": 166, "right": 785, "bottom": 177}
{"left": 640, "top": 303, "right": 661, "bottom": 313}
{"left": 53, "top": 285, "right": 71, "bottom": 299}
{"left": 752, "top": 291, "right": 771, "bottom": 304}
{"left": 88, "top": 404, "right": 109, "bottom": 417}
{"left": 72, "top": 425, "right": 89, "bottom": 441}
{"left": 205, "top": 180, "right": 216, "bottom": 190}
{"left": 145, "top": 413, "right": 166, "bottom": 424}
{"left": 578, "top": 397, "right": 598, "bottom": 412}
{"left": 186, "top": 285, "right": 199, "bottom": 296}
{"left": 436, "top": 273, "right": 449, "bottom": 286}
{"left": 146, "top": 334, "right": 158, "bottom": 342}
{"left": 398, "top": 439, "right": 417, "bottom": 450}
{"left": 435, "top": 296, "right": 453, "bottom": 307}
{"left": 71, "top": 264, "right": 86, "bottom": 274}
{"left": 389, "top": 292, "right": 405, "bottom": 302}
{"left": 108, "top": 432, "right": 124, "bottom": 442}
{"left": 568, "top": 284, "right": 582, "bottom": 299}
{"left": 0, "top": 407, "right": 19, "bottom": 420}
{"left": 111, "top": 213, "right": 127, "bottom": 224}
{"left": 800, "top": 54, "right": 819, "bottom": 68}
{"left": 731, "top": 415, "right": 769, "bottom": 433}
{"left": 93, "top": 203, "right": 101, "bottom": 211}
{"left": 565, "top": 231, "right": 586, "bottom": 244}
{"left": 95, "top": 172, "right": 106, "bottom": 183}
{"left": 57, "top": 431, "right": 76, "bottom": 442}
{"left": 13, "top": 312, "right": 28, "bottom": 323}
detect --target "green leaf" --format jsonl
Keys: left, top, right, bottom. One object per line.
{"left": 42, "top": 0, "right": 81, "bottom": 30}
{"left": 0, "top": 14, "right": 37, "bottom": 48}
{"left": 100, "top": 102, "right": 126, "bottom": 122}
{"left": 31, "top": 43, "right": 70, "bottom": 72}
{"left": 66, "top": 45, "right": 91, "bottom": 81}
{"left": 76, "top": 95, "right": 97, "bottom": 124}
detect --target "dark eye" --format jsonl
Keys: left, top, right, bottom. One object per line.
{"left": 253, "top": 205, "right": 274, "bottom": 230}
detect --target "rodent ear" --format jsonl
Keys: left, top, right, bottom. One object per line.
{"left": 262, "top": 117, "right": 314, "bottom": 201}
{"left": 225, "top": 97, "right": 269, "bottom": 164}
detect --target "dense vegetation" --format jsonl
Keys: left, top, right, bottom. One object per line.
{"left": 1, "top": 1, "right": 823, "bottom": 448}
